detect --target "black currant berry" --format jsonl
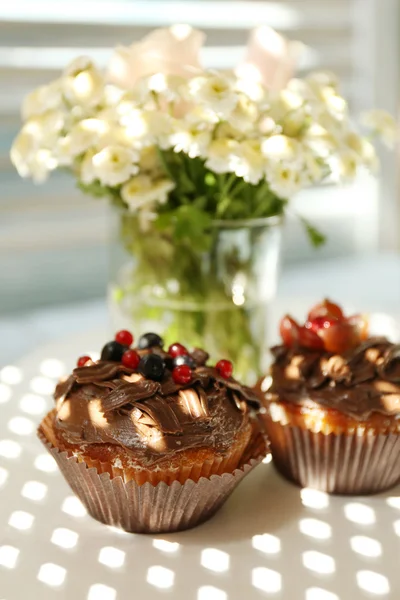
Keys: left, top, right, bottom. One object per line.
{"left": 100, "top": 341, "right": 127, "bottom": 362}
{"left": 138, "top": 354, "right": 165, "bottom": 381}
{"left": 138, "top": 332, "right": 164, "bottom": 349}
{"left": 173, "top": 354, "right": 196, "bottom": 369}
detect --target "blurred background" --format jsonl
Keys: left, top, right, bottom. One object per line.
{"left": 1, "top": 0, "right": 399, "bottom": 364}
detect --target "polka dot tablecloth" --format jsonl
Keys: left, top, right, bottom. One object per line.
{"left": 0, "top": 330, "right": 399, "bottom": 600}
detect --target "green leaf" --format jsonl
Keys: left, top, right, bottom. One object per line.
{"left": 301, "top": 217, "right": 326, "bottom": 247}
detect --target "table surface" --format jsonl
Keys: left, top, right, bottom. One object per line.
{"left": 1, "top": 328, "right": 400, "bottom": 600}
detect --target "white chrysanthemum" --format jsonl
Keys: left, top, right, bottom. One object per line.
{"left": 302, "top": 151, "right": 325, "bottom": 184}
{"left": 62, "top": 56, "right": 104, "bottom": 107}
{"left": 330, "top": 149, "right": 360, "bottom": 180}
{"left": 62, "top": 119, "right": 109, "bottom": 159}
{"left": 120, "top": 109, "right": 151, "bottom": 147}
{"left": 258, "top": 115, "right": 280, "bottom": 136}
{"left": 361, "top": 109, "right": 398, "bottom": 148}
{"left": 229, "top": 95, "right": 258, "bottom": 133}
{"left": 235, "top": 139, "right": 265, "bottom": 184}
{"left": 11, "top": 131, "right": 56, "bottom": 183}
{"left": 170, "top": 123, "right": 212, "bottom": 158}
{"left": 205, "top": 138, "right": 240, "bottom": 174}
{"left": 121, "top": 174, "right": 175, "bottom": 209}
{"left": 139, "top": 146, "right": 162, "bottom": 174}
{"left": 10, "top": 131, "right": 38, "bottom": 178}
{"left": 266, "top": 163, "right": 305, "bottom": 198}
{"left": 185, "top": 105, "right": 219, "bottom": 126}
{"left": 262, "top": 134, "right": 303, "bottom": 166}
{"left": 22, "top": 80, "right": 63, "bottom": 120}
{"left": 92, "top": 145, "right": 139, "bottom": 186}
{"left": 144, "top": 112, "right": 179, "bottom": 150}
{"left": 79, "top": 150, "right": 96, "bottom": 184}
{"left": 189, "top": 74, "right": 238, "bottom": 117}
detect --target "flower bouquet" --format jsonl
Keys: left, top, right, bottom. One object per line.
{"left": 10, "top": 25, "right": 396, "bottom": 382}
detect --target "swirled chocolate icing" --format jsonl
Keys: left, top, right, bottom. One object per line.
{"left": 53, "top": 348, "right": 260, "bottom": 466}
{"left": 264, "top": 337, "right": 400, "bottom": 420}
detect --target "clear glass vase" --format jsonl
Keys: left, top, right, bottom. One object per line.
{"left": 108, "top": 208, "right": 282, "bottom": 384}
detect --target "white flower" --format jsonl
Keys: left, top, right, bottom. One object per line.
{"left": 10, "top": 131, "right": 38, "bottom": 178}
{"left": 229, "top": 94, "right": 258, "bottom": 133}
{"left": 266, "top": 163, "right": 305, "bottom": 198}
{"left": 62, "top": 56, "right": 104, "bottom": 107}
{"left": 121, "top": 174, "right": 174, "bottom": 209}
{"left": 330, "top": 149, "right": 360, "bottom": 181}
{"left": 11, "top": 131, "right": 56, "bottom": 182}
{"left": 92, "top": 145, "right": 139, "bottom": 186}
{"left": 170, "top": 122, "right": 212, "bottom": 158}
{"left": 107, "top": 26, "right": 205, "bottom": 89}
{"left": 189, "top": 74, "right": 238, "bottom": 117}
{"left": 205, "top": 139, "right": 240, "bottom": 174}
{"left": 144, "top": 112, "right": 179, "bottom": 150}
{"left": 235, "top": 139, "right": 265, "bottom": 184}
{"left": 262, "top": 135, "right": 303, "bottom": 165}
{"left": 361, "top": 109, "right": 398, "bottom": 148}
{"left": 68, "top": 119, "right": 109, "bottom": 155}
{"left": 22, "top": 80, "right": 63, "bottom": 120}
{"left": 80, "top": 150, "right": 96, "bottom": 184}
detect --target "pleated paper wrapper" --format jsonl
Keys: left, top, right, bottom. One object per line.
{"left": 264, "top": 415, "right": 400, "bottom": 495}
{"left": 38, "top": 424, "right": 266, "bottom": 534}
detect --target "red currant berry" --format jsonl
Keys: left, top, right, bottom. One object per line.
{"left": 168, "top": 343, "right": 188, "bottom": 358}
{"left": 115, "top": 329, "right": 134, "bottom": 347}
{"left": 279, "top": 315, "right": 300, "bottom": 347}
{"left": 308, "top": 299, "right": 344, "bottom": 322}
{"left": 298, "top": 326, "right": 324, "bottom": 350}
{"left": 216, "top": 359, "right": 233, "bottom": 379}
{"left": 172, "top": 365, "right": 192, "bottom": 385}
{"left": 122, "top": 350, "right": 140, "bottom": 369}
{"left": 77, "top": 355, "right": 91, "bottom": 367}
{"left": 306, "top": 316, "right": 337, "bottom": 334}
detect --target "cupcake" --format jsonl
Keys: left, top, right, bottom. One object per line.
{"left": 258, "top": 299, "right": 400, "bottom": 495}
{"left": 38, "top": 330, "right": 265, "bottom": 533}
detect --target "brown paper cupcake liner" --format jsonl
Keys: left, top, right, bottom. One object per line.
{"left": 264, "top": 416, "right": 400, "bottom": 495}
{"left": 38, "top": 426, "right": 266, "bottom": 533}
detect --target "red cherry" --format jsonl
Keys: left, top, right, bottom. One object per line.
{"left": 308, "top": 299, "right": 344, "bottom": 322}
{"left": 77, "top": 355, "right": 91, "bottom": 367}
{"left": 216, "top": 359, "right": 233, "bottom": 379}
{"left": 279, "top": 315, "right": 300, "bottom": 347}
{"left": 306, "top": 316, "right": 337, "bottom": 334}
{"left": 115, "top": 329, "right": 134, "bottom": 347}
{"left": 122, "top": 350, "right": 140, "bottom": 369}
{"left": 172, "top": 365, "right": 192, "bottom": 384}
{"left": 168, "top": 343, "right": 188, "bottom": 358}
{"left": 298, "top": 326, "right": 324, "bottom": 350}
{"left": 320, "top": 322, "right": 360, "bottom": 354}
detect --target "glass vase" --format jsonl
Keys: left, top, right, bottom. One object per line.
{"left": 108, "top": 208, "right": 282, "bottom": 384}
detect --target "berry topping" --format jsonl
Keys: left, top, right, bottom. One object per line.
{"left": 320, "top": 322, "right": 359, "bottom": 354}
{"left": 122, "top": 349, "right": 140, "bottom": 369}
{"left": 306, "top": 316, "right": 337, "bottom": 334}
{"left": 138, "top": 332, "right": 164, "bottom": 350}
{"left": 101, "top": 341, "right": 127, "bottom": 362}
{"left": 308, "top": 299, "right": 344, "bottom": 322}
{"left": 168, "top": 342, "right": 188, "bottom": 358}
{"left": 280, "top": 299, "right": 369, "bottom": 353}
{"left": 172, "top": 365, "right": 192, "bottom": 385}
{"left": 77, "top": 355, "right": 91, "bottom": 367}
{"left": 138, "top": 354, "right": 165, "bottom": 381}
{"left": 279, "top": 315, "right": 300, "bottom": 347}
{"left": 115, "top": 329, "right": 133, "bottom": 347}
{"left": 298, "top": 326, "right": 324, "bottom": 349}
{"left": 216, "top": 359, "right": 233, "bottom": 379}
{"left": 173, "top": 354, "right": 196, "bottom": 369}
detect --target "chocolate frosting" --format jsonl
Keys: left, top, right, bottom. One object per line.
{"left": 53, "top": 350, "right": 260, "bottom": 466}
{"left": 265, "top": 337, "right": 400, "bottom": 420}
